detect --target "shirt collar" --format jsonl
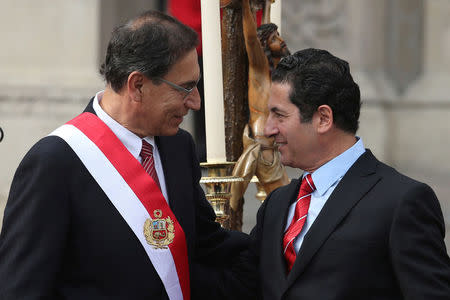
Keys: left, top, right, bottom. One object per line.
{"left": 308, "top": 137, "right": 366, "bottom": 196}
{"left": 93, "top": 90, "right": 156, "bottom": 159}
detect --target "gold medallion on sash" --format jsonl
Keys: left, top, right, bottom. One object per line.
{"left": 144, "top": 209, "right": 175, "bottom": 249}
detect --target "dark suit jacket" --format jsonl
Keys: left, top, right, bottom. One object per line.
{"left": 251, "top": 150, "right": 450, "bottom": 300}
{"left": 0, "top": 100, "right": 249, "bottom": 299}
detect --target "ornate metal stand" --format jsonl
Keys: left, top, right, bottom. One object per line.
{"left": 200, "top": 162, "right": 243, "bottom": 228}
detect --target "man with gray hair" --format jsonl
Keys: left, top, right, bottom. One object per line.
{"left": 0, "top": 10, "right": 251, "bottom": 299}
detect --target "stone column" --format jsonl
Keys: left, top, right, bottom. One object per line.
{"left": 404, "top": 0, "right": 450, "bottom": 103}
{"left": 0, "top": 1, "right": 103, "bottom": 226}
{"left": 400, "top": 0, "right": 450, "bottom": 246}
{"left": 282, "top": 0, "right": 397, "bottom": 161}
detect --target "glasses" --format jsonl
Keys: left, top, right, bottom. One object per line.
{"left": 155, "top": 75, "right": 201, "bottom": 99}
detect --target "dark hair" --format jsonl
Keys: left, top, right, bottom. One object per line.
{"left": 272, "top": 48, "right": 361, "bottom": 134}
{"left": 257, "top": 23, "right": 278, "bottom": 48}
{"left": 257, "top": 23, "right": 278, "bottom": 70}
{"left": 100, "top": 10, "right": 199, "bottom": 92}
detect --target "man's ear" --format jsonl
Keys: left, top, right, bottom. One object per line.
{"left": 127, "top": 71, "right": 144, "bottom": 102}
{"left": 315, "top": 105, "right": 333, "bottom": 134}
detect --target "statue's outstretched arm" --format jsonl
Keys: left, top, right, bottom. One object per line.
{"left": 242, "top": 0, "right": 271, "bottom": 142}
{"left": 242, "top": 0, "right": 269, "bottom": 74}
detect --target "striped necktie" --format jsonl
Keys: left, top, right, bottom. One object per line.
{"left": 283, "top": 173, "right": 316, "bottom": 272}
{"left": 140, "top": 140, "right": 160, "bottom": 189}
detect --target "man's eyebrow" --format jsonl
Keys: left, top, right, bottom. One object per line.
{"left": 270, "top": 107, "right": 282, "bottom": 113}
{"left": 181, "top": 80, "right": 198, "bottom": 87}
{"left": 180, "top": 76, "right": 201, "bottom": 88}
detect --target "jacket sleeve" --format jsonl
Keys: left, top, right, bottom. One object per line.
{"left": 0, "top": 137, "right": 70, "bottom": 299}
{"left": 186, "top": 134, "right": 258, "bottom": 299}
{"left": 389, "top": 182, "right": 450, "bottom": 300}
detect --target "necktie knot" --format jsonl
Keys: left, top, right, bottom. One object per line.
{"left": 140, "top": 140, "right": 160, "bottom": 189}
{"left": 140, "top": 140, "right": 153, "bottom": 160}
{"left": 298, "top": 174, "right": 316, "bottom": 198}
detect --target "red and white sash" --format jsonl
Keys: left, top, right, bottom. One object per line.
{"left": 50, "top": 112, "right": 190, "bottom": 300}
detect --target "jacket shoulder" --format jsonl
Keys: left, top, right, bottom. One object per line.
{"left": 359, "top": 149, "right": 428, "bottom": 191}
{"left": 20, "top": 135, "right": 76, "bottom": 167}
{"left": 375, "top": 159, "right": 430, "bottom": 191}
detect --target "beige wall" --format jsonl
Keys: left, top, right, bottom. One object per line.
{"left": 0, "top": 0, "right": 102, "bottom": 89}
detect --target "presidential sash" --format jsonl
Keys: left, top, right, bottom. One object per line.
{"left": 50, "top": 112, "right": 190, "bottom": 300}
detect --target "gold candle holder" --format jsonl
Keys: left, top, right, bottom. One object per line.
{"left": 200, "top": 162, "right": 243, "bottom": 227}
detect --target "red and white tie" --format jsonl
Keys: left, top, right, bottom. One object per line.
{"left": 283, "top": 173, "right": 316, "bottom": 272}
{"left": 140, "top": 140, "right": 160, "bottom": 189}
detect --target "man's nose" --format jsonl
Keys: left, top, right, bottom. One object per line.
{"left": 264, "top": 116, "right": 278, "bottom": 138}
{"left": 185, "top": 87, "right": 201, "bottom": 111}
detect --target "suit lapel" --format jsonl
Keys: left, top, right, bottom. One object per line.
{"left": 287, "top": 150, "right": 381, "bottom": 286}
{"left": 263, "top": 180, "right": 300, "bottom": 297}
{"left": 156, "top": 135, "right": 195, "bottom": 248}
{"left": 156, "top": 136, "right": 182, "bottom": 213}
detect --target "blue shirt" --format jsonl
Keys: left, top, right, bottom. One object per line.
{"left": 284, "top": 138, "right": 366, "bottom": 253}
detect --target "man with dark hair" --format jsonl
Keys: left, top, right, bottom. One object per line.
{"left": 251, "top": 48, "right": 450, "bottom": 299}
{"left": 0, "top": 10, "right": 250, "bottom": 299}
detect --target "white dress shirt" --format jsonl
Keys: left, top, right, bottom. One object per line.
{"left": 93, "top": 90, "right": 169, "bottom": 202}
{"left": 285, "top": 138, "right": 366, "bottom": 253}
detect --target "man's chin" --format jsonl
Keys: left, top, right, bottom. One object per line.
{"left": 159, "top": 127, "right": 180, "bottom": 137}
{"left": 280, "top": 158, "right": 291, "bottom": 167}
{"left": 279, "top": 152, "right": 289, "bottom": 167}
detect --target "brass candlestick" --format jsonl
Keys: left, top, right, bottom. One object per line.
{"left": 200, "top": 162, "right": 243, "bottom": 228}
